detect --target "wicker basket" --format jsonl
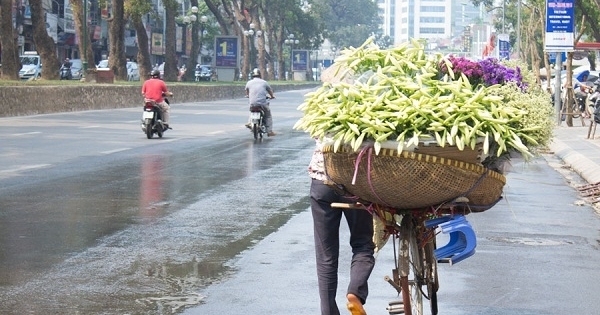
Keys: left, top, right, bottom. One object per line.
{"left": 323, "top": 145, "right": 506, "bottom": 210}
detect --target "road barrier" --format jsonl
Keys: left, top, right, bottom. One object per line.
{"left": 0, "top": 83, "right": 318, "bottom": 117}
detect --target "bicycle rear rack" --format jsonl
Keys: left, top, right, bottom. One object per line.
{"left": 425, "top": 215, "right": 476, "bottom": 265}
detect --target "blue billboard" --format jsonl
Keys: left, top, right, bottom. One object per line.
{"left": 544, "top": 0, "right": 575, "bottom": 51}
{"left": 291, "top": 50, "right": 308, "bottom": 71}
{"left": 214, "top": 36, "right": 239, "bottom": 68}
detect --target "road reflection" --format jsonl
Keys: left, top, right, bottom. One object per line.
{"left": 139, "top": 154, "right": 167, "bottom": 221}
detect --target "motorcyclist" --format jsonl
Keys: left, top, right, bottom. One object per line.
{"left": 195, "top": 64, "right": 202, "bottom": 81}
{"left": 142, "top": 69, "right": 173, "bottom": 129}
{"left": 61, "top": 58, "right": 72, "bottom": 79}
{"left": 245, "top": 68, "right": 276, "bottom": 136}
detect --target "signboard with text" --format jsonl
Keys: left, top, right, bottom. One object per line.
{"left": 498, "top": 34, "right": 510, "bottom": 60}
{"left": 214, "top": 36, "right": 239, "bottom": 68}
{"left": 291, "top": 50, "right": 308, "bottom": 71}
{"left": 544, "top": 0, "right": 574, "bottom": 51}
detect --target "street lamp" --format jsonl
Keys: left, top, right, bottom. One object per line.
{"left": 198, "top": 13, "right": 208, "bottom": 64}
{"left": 182, "top": 4, "right": 208, "bottom": 80}
{"left": 244, "top": 23, "right": 256, "bottom": 72}
{"left": 284, "top": 34, "right": 298, "bottom": 80}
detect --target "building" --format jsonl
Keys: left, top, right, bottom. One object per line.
{"left": 377, "top": 0, "right": 492, "bottom": 57}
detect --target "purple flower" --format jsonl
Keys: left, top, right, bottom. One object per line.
{"left": 439, "top": 56, "right": 527, "bottom": 90}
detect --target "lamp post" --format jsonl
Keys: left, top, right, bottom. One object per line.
{"left": 82, "top": 0, "right": 88, "bottom": 75}
{"left": 199, "top": 15, "right": 208, "bottom": 64}
{"left": 284, "top": 34, "right": 298, "bottom": 80}
{"left": 182, "top": 4, "right": 207, "bottom": 81}
{"left": 244, "top": 23, "right": 256, "bottom": 76}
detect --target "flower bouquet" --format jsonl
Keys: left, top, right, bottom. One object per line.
{"left": 294, "top": 38, "right": 554, "bottom": 210}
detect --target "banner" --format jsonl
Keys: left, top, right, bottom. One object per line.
{"left": 214, "top": 36, "right": 239, "bottom": 68}
{"left": 152, "top": 33, "right": 164, "bottom": 55}
{"left": 291, "top": 50, "right": 308, "bottom": 71}
{"left": 544, "top": 0, "right": 574, "bottom": 51}
{"left": 45, "top": 13, "right": 58, "bottom": 43}
{"left": 498, "top": 34, "right": 510, "bottom": 60}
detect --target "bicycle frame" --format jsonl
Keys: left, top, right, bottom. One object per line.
{"left": 333, "top": 202, "right": 476, "bottom": 315}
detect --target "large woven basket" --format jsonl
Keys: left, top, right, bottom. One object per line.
{"left": 323, "top": 145, "right": 506, "bottom": 210}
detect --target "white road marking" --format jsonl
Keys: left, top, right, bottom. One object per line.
{"left": 0, "top": 164, "right": 51, "bottom": 174}
{"left": 101, "top": 148, "right": 131, "bottom": 154}
{"left": 208, "top": 131, "right": 225, "bottom": 135}
{"left": 11, "top": 132, "right": 42, "bottom": 136}
{"left": 80, "top": 126, "right": 100, "bottom": 129}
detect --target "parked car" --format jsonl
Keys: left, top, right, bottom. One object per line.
{"left": 96, "top": 60, "right": 109, "bottom": 69}
{"left": 69, "top": 59, "right": 83, "bottom": 80}
{"left": 127, "top": 61, "right": 140, "bottom": 81}
{"left": 19, "top": 52, "right": 42, "bottom": 80}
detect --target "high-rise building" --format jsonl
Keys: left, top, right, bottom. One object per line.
{"left": 378, "top": 0, "right": 487, "bottom": 54}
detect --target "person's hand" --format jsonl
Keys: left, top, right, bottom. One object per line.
{"left": 166, "top": 92, "right": 173, "bottom": 96}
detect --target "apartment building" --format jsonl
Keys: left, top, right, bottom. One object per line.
{"left": 378, "top": 0, "right": 488, "bottom": 54}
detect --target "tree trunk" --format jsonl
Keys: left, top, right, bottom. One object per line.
{"left": 276, "top": 26, "right": 285, "bottom": 81}
{"left": 29, "top": 0, "right": 61, "bottom": 79}
{"left": 162, "top": 0, "right": 178, "bottom": 82}
{"left": 131, "top": 15, "right": 152, "bottom": 81}
{"left": 108, "top": 0, "right": 127, "bottom": 80}
{"left": 0, "top": 0, "right": 21, "bottom": 80}
{"left": 70, "top": 0, "right": 95, "bottom": 72}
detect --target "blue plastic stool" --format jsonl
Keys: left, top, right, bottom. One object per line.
{"left": 425, "top": 215, "right": 477, "bottom": 265}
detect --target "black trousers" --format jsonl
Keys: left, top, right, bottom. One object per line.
{"left": 310, "top": 179, "right": 375, "bottom": 315}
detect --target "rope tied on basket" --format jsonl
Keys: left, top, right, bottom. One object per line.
{"left": 352, "top": 145, "right": 393, "bottom": 207}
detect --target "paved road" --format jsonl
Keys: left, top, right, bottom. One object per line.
{"left": 2, "top": 89, "right": 600, "bottom": 315}
{"left": 181, "top": 153, "right": 600, "bottom": 315}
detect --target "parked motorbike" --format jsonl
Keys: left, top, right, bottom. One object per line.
{"left": 588, "top": 79, "right": 600, "bottom": 123}
{"left": 247, "top": 97, "right": 272, "bottom": 140}
{"left": 141, "top": 93, "right": 172, "bottom": 139}
{"left": 60, "top": 67, "right": 72, "bottom": 80}
{"left": 195, "top": 66, "right": 202, "bottom": 82}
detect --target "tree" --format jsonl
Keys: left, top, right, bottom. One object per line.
{"left": 162, "top": 0, "right": 178, "bottom": 81}
{"left": 312, "top": 0, "right": 380, "bottom": 50}
{"left": 29, "top": 0, "right": 61, "bottom": 79}
{"left": 0, "top": 0, "right": 21, "bottom": 80}
{"left": 126, "top": 0, "right": 153, "bottom": 81}
{"left": 108, "top": 0, "right": 128, "bottom": 80}
{"left": 70, "top": 0, "right": 96, "bottom": 73}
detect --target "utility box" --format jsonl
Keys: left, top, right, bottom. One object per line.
{"left": 96, "top": 69, "right": 114, "bottom": 83}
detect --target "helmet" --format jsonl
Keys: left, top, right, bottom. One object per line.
{"left": 65, "top": 58, "right": 69, "bottom": 61}
{"left": 151, "top": 70, "right": 161, "bottom": 78}
{"left": 251, "top": 68, "right": 261, "bottom": 78}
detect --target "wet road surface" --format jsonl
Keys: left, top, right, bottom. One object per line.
{"left": 0, "top": 90, "right": 316, "bottom": 314}
{"left": 2, "top": 89, "right": 600, "bottom": 314}
{"left": 182, "top": 154, "right": 600, "bottom": 315}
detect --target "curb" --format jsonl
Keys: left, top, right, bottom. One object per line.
{"left": 550, "top": 138, "right": 600, "bottom": 184}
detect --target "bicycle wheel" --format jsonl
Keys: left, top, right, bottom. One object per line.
{"left": 399, "top": 215, "right": 424, "bottom": 315}
{"left": 424, "top": 240, "right": 439, "bottom": 315}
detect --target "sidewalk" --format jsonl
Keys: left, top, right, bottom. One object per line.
{"left": 549, "top": 117, "right": 600, "bottom": 184}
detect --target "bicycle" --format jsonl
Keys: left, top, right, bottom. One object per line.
{"left": 333, "top": 199, "right": 477, "bottom": 315}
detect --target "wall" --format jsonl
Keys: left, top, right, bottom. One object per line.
{"left": 0, "top": 83, "right": 318, "bottom": 117}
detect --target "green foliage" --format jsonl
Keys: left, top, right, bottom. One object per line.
{"left": 311, "top": 0, "right": 380, "bottom": 50}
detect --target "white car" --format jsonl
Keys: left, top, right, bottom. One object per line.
{"left": 96, "top": 60, "right": 109, "bottom": 69}
{"left": 19, "top": 52, "right": 42, "bottom": 80}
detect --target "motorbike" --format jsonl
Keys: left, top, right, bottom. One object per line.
{"left": 195, "top": 67, "right": 202, "bottom": 82}
{"left": 141, "top": 93, "right": 172, "bottom": 139}
{"left": 588, "top": 79, "right": 600, "bottom": 123}
{"left": 60, "top": 67, "right": 72, "bottom": 80}
{"left": 247, "top": 97, "right": 272, "bottom": 140}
